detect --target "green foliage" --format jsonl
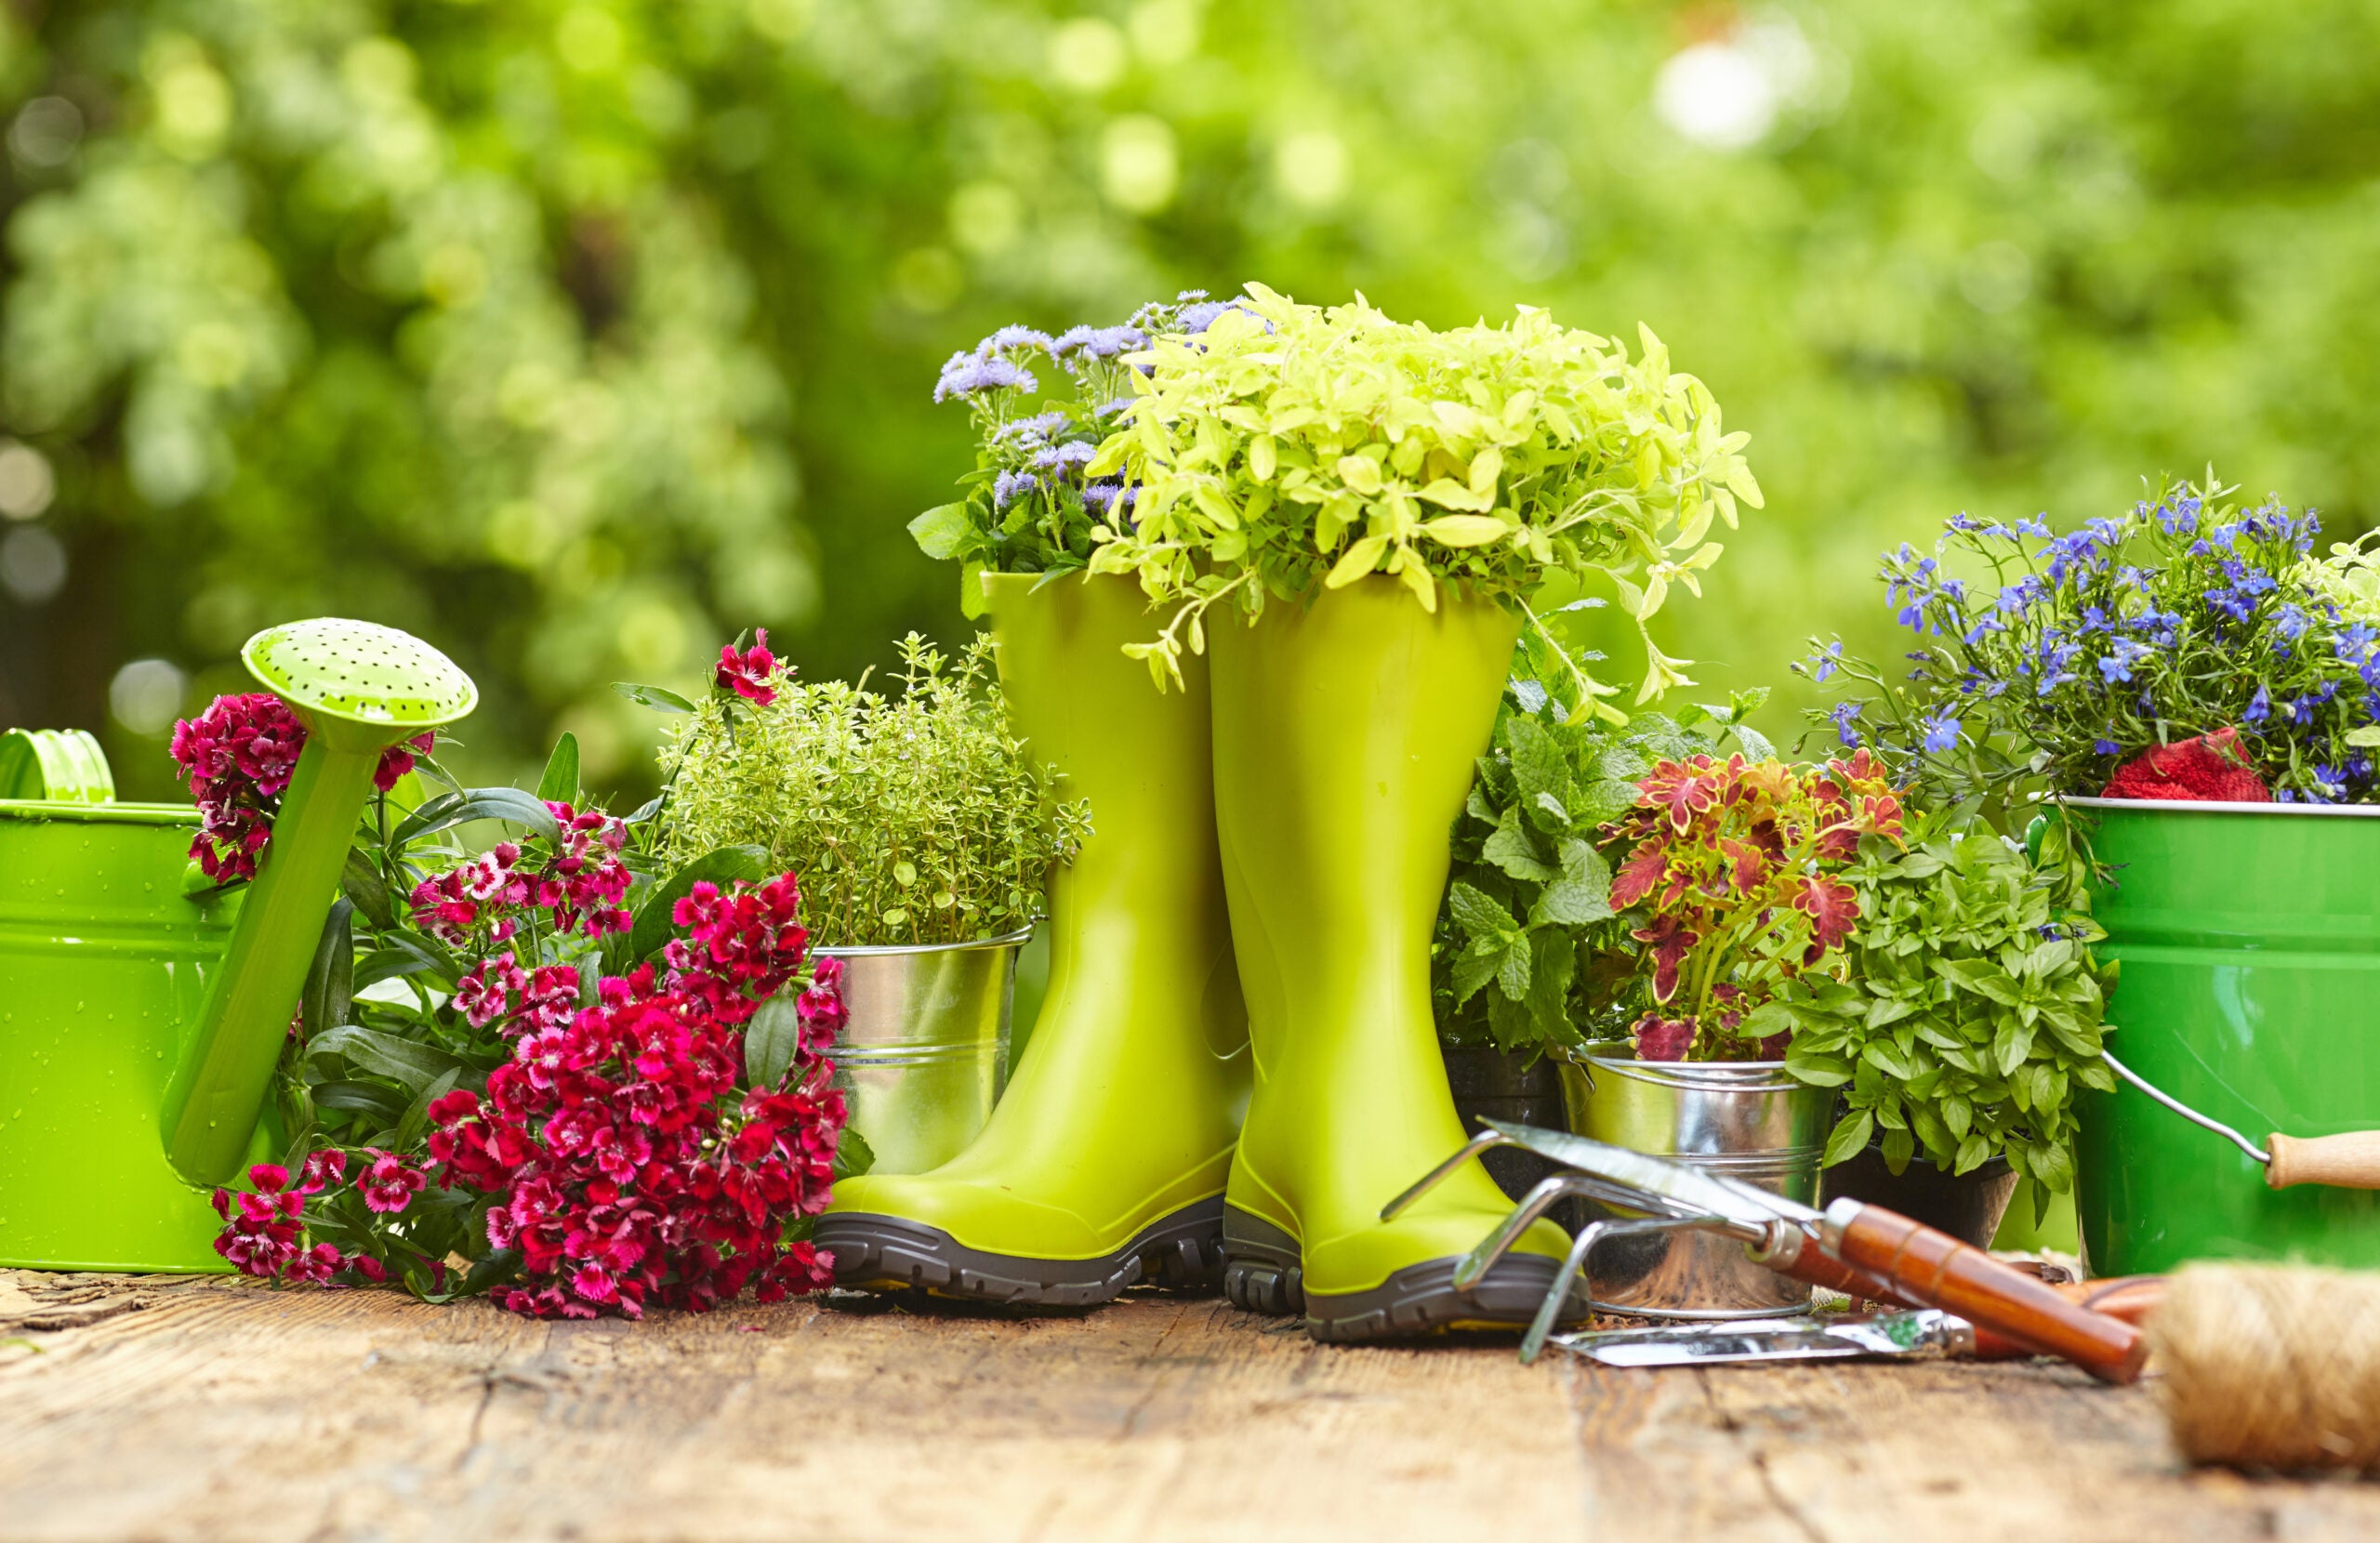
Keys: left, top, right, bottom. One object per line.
{"left": 1770, "top": 807, "right": 2119, "bottom": 1194}
{"left": 1088, "top": 286, "right": 1757, "bottom": 695}
{"left": 655, "top": 634, "right": 1085, "bottom": 946}
{"left": 1431, "top": 618, "right": 1771, "bottom": 1058}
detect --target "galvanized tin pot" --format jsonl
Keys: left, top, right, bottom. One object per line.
{"left": 1555, "top": 1047, "right": 1830, "bottom": 1319}
{"left": 817, "top": 928, "right": 1030, "bottom": 1177}
{"left": 2063, "top": 798, "right": 2380, "bottom": 1275}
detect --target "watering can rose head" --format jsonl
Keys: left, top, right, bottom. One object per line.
{"left": 1600, "top": 749, "right": 1905, "bottom": 1062}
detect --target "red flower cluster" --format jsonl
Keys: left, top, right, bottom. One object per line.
{"left": 455, "top": 952, "right": 582, "bottom": 1032}
{"left": 715, "top": 629, "right": 778, "bottom": 706}
{"left": 408, "top": 804, "right": 631, "bottom": 947}
{"left": 210, "top": 1152, "right": 390, "bottom": 1285}
{"left": 426, "top": 875, "right": 845, "bottom": 1319}
{"left": 1605, "top": 750, "right": 1905, "bottom": 1062}
{"left": 171, "top": 693, "right": 434, "bottom": 881}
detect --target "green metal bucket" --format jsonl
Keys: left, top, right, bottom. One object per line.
{"left": 0, "top": 801, "right": 263, "bottom": 1270}
{"left": 2070, "top": 797, "right": 2380, "bottom": 1275}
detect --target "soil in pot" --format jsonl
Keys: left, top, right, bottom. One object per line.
{"left": 1821, "top": 1141, "right": 2018, "bottom": 1248}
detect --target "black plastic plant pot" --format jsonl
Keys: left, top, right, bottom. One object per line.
{"left": 1821, "top": 1141, "right": 2019, "bottom": 1249}
{"left": 1441, "top": 1044, "right": 1569, "bottom": 1208}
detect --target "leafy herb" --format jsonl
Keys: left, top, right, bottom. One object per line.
{"left": 1768, "top": 807, "right": 2118, "bottom": 1197}
{"left": 656, "top": 634, "right": 1088, "bottom": 946}
{"left": 1085, "top": 284, "right": 1761, "bottom": 699}
{"left": 1432, "top": 623, "right": 1773, "bottom": 1058}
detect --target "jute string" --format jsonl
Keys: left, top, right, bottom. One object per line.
{"left": 2150, "top": 1262, "right": 2380, "bottom": 1470}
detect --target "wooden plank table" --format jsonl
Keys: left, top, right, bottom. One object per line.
{"left": 3, "top": 1269, "right": 2373, "bottom": 1541}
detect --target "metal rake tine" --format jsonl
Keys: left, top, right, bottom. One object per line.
{"left": 1454, "top": 1174, "right": 1588, "bottom": 1289}
{"left": 1380, "top": 1128, "right": 1511, "bottom": 1220}
{"left": 1519, "top": 1217, "right": 1721, "bottom": 1365}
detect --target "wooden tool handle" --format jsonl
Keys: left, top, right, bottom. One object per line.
{"left": 2266, "top": 1131, "right": 2380, "bottom": 1189}
{"left": 1968, "top": 1276, "right": 2166, "bottom": 1360}
{"left": 1753, "top": 1223, "right": 1925, "bottom": 1309}
{"left": 1823, "top": 1200, "right": 2147, "bottom": 1384}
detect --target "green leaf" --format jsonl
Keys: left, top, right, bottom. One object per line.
{"left": 394, "top": 1066, "right": 463, "bottom": 1150}
{"left": 1483, "top": 806, "right": 1556, "bottom": 882}
{"left": 620, "top": 845, "right": 771, "bottom": 970}
{"left": 612, "top": 681, "right": 697, "bottom": 714}
{"left": 1494, "top": 935, "right": 1533, "bottom": 1001}
{"left": 959, "top": 559, "right": 990, "bottom": 620}
{"left": 909, "top": 501, "right": 972, "bottom": 560}
{"left": 833, "top": 1126, "right": 877, "bottom": 1182}
{"left": 745, "top": 993, "right": 804, "bottom": 1091}
{"left": 1822, "top": 1108, "right": 1874, "bottom": 1166}
{"left": 535, "top": 732, "right": 581, "bottom": 805}
{"left": 300, "top": 899, "right": 354, "bottom": 1043}
{"left": 1447, "top": 880, "right": 1517, "bottom": 940}
{"left": 1450, "top": 941, "right": 1504, "bottom": 1006}
{"left": 1580, "top": 778, "right": 1644, "bottom": 824}
{"left": 340, "top": 849, "right": 396, "bottom": 931}
{"left": 1881, "top": 1124, "right": 1915, "bottom": 1173}
{"left": 1523, "top": 925, "right": 1577, "bottom": 1029}
{"left": 1505, "top": 715, "right": 1567, "bottom": 806}
{"left": 391, "top": 786, "right": 563, "bottom": 848}
{"left": 308, "top": 1025, "right": 465, "bottom": 1095}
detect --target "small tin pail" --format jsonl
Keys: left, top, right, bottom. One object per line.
{"left": 1556, "top": 1047, "right": 1830, "bottom": 1319}
{"left": 817, "top": 929, "right": 1029, "bottom": 1176}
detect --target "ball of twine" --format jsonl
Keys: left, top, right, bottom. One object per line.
{"left": 2150, "top": 1262, "right": 2380, "bottom": 1471}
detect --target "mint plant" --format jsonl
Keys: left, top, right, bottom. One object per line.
{"left": 1433, "top": 624, "right": 1774, "bottom": 1058}
{"left": 1084, "top": 285, "right": 1761, "bottom": 706}
{"left": 1764, "top": 808, "right": 2119, "bottom": 1201}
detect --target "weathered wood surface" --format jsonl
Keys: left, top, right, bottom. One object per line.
{"left": 3, "top": 1270, "right": 2373, "bottom": 1542}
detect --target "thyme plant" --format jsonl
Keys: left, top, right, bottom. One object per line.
{"left": 659, "top": 635, "right": 1087, "bottom": 947}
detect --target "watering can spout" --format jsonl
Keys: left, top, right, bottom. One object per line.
{"left": 159, "top": 619, "right": 477, "bottom": 1188}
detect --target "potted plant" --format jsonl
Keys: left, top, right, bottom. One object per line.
{"left": 1548, "top": 743, "right": 1902, "bottom": 1315}
{"left": 1431, "top": 622, "right": 1772, "bottom": 1202}
{"left": 641, "top": 631, "right": 1084, "bottom": 1180}
{"left": 815, "top": 298, "right": 1259, "bottom": 1307}
{"left": 1088, "top": 284, "right": 1763, "bottom": 1339}
{"left": 1803, "top": 473, "right": 2380, "bottom": 1274}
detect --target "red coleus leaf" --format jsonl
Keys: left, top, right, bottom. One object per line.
{"left": 1629, "top": 914, "right": 1698, "bottom": 1001}
{"left": 1633, "top": 1015, "right": 1696, "bottom": 1062}
{"left": 1717, "top": 837, "right": 1771, "bottom": 895}
{"left": 1610, "top": 839, "right": 1670, "bottom": 910}
{"left": 1792, "top": 875, "right": 1861, "bottom": 951}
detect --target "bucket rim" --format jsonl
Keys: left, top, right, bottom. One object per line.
{"left": 813, "top": 924, "right": 1035, "bottom": 958}
{"left": 0, "top": 798, "right": 199, "bottom": 827}
{"left": 2052, "top": 795, "right": 2380, "bottom": 819}
{"left": 1560, "top": 1044, "right": 1805, "bottom": 1092}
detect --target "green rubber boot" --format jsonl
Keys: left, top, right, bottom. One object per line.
{"left": 1210, "top": 578, "right": 1581, "bottom": 1340}
{"left": 815, "top": 573, "right": 1250, "bottom": 1304}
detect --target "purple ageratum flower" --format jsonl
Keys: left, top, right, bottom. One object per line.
{"left": 1083, "top": 481, "right": 1138, "bottom": 517}
{"left": 975, "top": 325, "right": 1054, "bottom": 357}
{"left": 1028, "top": 441, "right": 1097, "bottom": 477}
{"left": 993, "top": 411, "right": 1070, "bottom": 445}
{"left": 1918, "top": 711, "right": 1962, "bottom": 756}
{"left": 1051, "top": 324, "right": 1148, "bottom": 365}
{"left": 935, "top": 351, "right": 1038, "bottom": 403}
{"left": 1827, "top": 700, "right": 1864, "bottom": 748}
{"left": 991, "top": 468, "right": 1040, "bottom": 508}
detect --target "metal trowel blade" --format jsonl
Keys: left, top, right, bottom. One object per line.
{"left": 1550, "top": 1311, "right": 1963, "bottom": 1367}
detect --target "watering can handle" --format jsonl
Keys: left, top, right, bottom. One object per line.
{"left": 2266, "top": 1132, "right": 2380, "bottom": 1190}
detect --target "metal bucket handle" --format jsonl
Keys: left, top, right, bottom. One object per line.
{"left": 2103, "top": 1048, "right": 2380, "bottom": 1191}
{"left": 1568, "top": 1050, "right": 1799, "bottom": 1098}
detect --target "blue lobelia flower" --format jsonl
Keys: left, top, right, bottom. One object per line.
{"left": 2016, "top": 515, "right": 2052, "bottom": 539}
{"left": 2244, "top": 684, "right": 2272, "bottom": 723}
{"left": 1828, "top": 700, "right": 1864, "bottom": 747}
{"left": 1810, "top": 640, "right": 1844, "bottom": 683}
{"left": 2094, "top": 738, "right": 2122, "bottom": 755}
{"left": 1918, "top": 710, "right": 1962, "bottom": 755}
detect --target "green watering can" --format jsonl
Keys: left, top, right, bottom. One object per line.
{"left": 0, "top": 619, "right": 475, "bottom": 1272}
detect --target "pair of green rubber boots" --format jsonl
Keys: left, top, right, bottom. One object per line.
{"left": 815, "top": 574, "right": 1576, "bottom": 1339}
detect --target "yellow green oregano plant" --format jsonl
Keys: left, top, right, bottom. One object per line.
{"left": 1084, "top": 284, "right": 1761, "bottom": 719}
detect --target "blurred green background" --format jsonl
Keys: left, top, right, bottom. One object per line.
{"left": 5, "top": 0, "right": 2378, "bottom": 799}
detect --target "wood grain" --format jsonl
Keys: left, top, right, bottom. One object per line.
{"left": 4, "top": 1269, "right": 2376, "bottom": 1542}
